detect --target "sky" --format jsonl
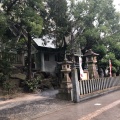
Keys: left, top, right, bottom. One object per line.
{"left": 113, "top": 0, "right": 120, "bottom": 11}
{"left": 67, "top": 0, "right": 120, "bottom": 12}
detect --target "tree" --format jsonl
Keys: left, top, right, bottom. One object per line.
{"left": 2, "top": 0, "right": 44, "bottom": 80}
{"left": 101, "top": 52, "right": 120, "bottom": 75}
{"left": 44, "top": 0, "right": 120, "bottom": 75}
{"left": 41, "top": 0, "right": 71, "bottom": 48}
{"left": 68, "top": 0, "right": 120, "bottom": 73}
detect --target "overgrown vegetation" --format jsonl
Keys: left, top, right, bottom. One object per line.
{"left": 0, "top": 59, "right": 13, "bottom": 95}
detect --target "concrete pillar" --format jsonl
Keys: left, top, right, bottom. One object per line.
{"left": 71, "top": 68, "right": 80, "bottom": 103}
{"left": 40, "top": 52, "right": 45, "bottom": 71}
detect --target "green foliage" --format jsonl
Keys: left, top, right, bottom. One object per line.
{"left": 21, "top": 6, "right": 43, "bottom": 35}
{"left": 43, "top": 0, "right": 70, "bottom": 47}
{"left": 0, "top": 73, "right": 14, "bottom": 95}
{"left": 101, "top": 52, "right": 120, "bottom": 74}
{"left": 0, "top": 59, "right": 11, "bottom": 75}
{"left": 73, "top": 0, "right": 120, "bottom": 49}
{"left": 24, "top": 75, "right": 42, "bottom": 92}
{"left": 2, "top": 0, "right": 44, "bottom": 36}
{"left": 93, "top": 45, "right": 107, "bottom": 60}
{"left": 1, "top": 0, "right": 44, "bottom": 80}
{"left": 109, "top": 42, "right": 120, "bottom": 59}
{"left": 47, "top": 0, "right": 68, "bottom": 27}
{"left": 2, "top": 81, "right": 13, "bottom": 94}
{"left": 0, "top": 73, "right": 4, "bottom": 87}
{"left": 112, "top": 66, "right": 117, "bottom": 73}
{"left": 0, "top": 55, "right": 14, "bottom": 94}
{"left": 69, "top": 0, "right": 120, "bottom": 75}
{"left": 0, "top": 13, "right": 7, "bottom": 36}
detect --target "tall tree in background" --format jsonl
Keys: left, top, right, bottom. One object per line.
{"left": 43, "top": 0, "right": 71, "bottom": 48}
{"left": 2, "top": 0, "right": 44, "bottom": 80}
{"left": 70, "top": 0, "right": 120, "bottom": 48}
{"left": 68, "top": 0, "right": 120, "bottom": 74}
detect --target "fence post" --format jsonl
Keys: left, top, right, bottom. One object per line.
{"left": 71, "top": 68, "right": 80, "bottom": 103}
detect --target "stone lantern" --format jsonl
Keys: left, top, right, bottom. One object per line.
{"left": 56, "top": 54, "right": 72, "bottom": 100}
{"left": 84, "top": 49, "right": 99, "bottom": 79}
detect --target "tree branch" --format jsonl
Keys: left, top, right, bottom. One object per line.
{"left": 6, "top": 0, "right": 18, "bottom": 14}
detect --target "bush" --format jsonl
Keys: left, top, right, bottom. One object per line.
{"left": 0, "top": 59, "right": 11, "bottom": 75}
{"left": 23, "top": 75, "right": 42, "bottom": 92}
{"left": 2, "top": 81, "right": 13, "bottom": 94}
{"left": 0, "top": 73, "right": 9, "bottom": 87}
{"left": 112, "top": 66, "right": 117, "bottom": 73}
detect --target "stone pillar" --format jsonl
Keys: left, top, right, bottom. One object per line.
{"left": 71, "top": 68, "right": 80, "bottom": 103}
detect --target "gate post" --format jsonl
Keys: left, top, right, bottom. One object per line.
{"left": 71, "top": 67, "right": 80, "bottom": 103}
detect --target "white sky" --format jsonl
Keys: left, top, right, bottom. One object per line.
{"left": 67, "top": 0, "right": 120, "bottom": 12}
{"left": 113, "top": 0, "right": 120, "bottom": 11}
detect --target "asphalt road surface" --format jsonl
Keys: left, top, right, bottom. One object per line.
{"left": 34, "top": 90, "right": 120, "bottom": 120}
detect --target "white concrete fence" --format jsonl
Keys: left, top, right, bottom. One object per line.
{"left": 79, "top": 76, "right": 120, "bottom": 100}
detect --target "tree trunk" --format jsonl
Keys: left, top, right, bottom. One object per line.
{"left": 27, "top": 32, "right": 32, "bottom": 80}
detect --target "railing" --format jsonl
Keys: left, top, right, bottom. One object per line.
{"left": 0, "top": 52, "right": 22, "bottom": 64}
{"left": 79, "top": 77, "right": 120, "bottom": 96}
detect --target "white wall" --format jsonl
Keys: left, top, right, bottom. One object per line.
{"left": 35, "top": 51, "right": 57, "bottom": 74}
{"left": 44, "top": 54, "right": 57, "bottom": 73}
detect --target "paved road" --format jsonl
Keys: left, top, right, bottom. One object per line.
{"left": 34, "top": 90, "right": 120, "bottom": 120}
{"left": 0, "top": 90, "right": 72, "bottom": 120}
